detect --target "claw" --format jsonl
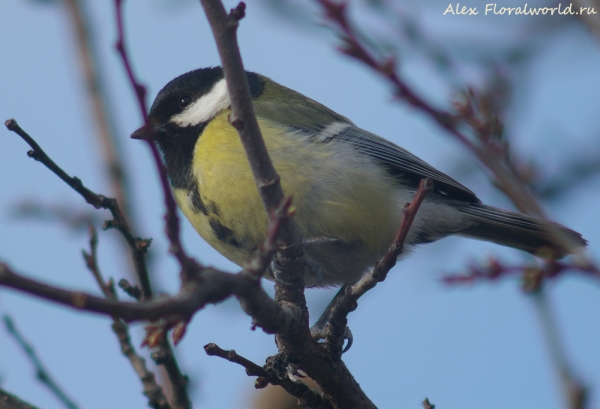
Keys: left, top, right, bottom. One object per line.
{"left": 310, "top": 286, "right": 354, "bottom": 353}
{"left": 287, "top": 364, "right": 307, "bottom": 381}
{"left": 342, "top": 327, "right": 353, "bottom": 353}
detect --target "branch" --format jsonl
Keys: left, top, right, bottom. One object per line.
{"left": 4, "top": 116, "right": 189, "bottom": 407}
{"left": 3, "top": 115, "right": 296, "bottom": 330}
{"left": 113, "top": 0, "right": 192, "bottom": 271}
{"left": 63, "top": 0, "right": 136, "bottom": 233}
{"left": 0, "top": 260, "right": 298, "bottom": 333}
{"left": 10, "top": 199, "right": 104, "bottom": 232}
{"left": 314, "top": 5, "right": 595, "bottom": 407}
{"left": 531, "top": 292, "right": 588, "bottom": 409}
{"left": 3, "top": 315, "right": 79, "bottom": 409}
{"left": 325, "top": 178, "right": 433, "bottom": 356}
{"left": 196, "top": 3, "right": 381, "bottom": 407}
{"left": 422, "top": 398, "right": 436, "bottom": 409}
{"left": 82, "top": 225, "right": 170, "bottom": 409}
{"left": 0, "top": 389, "right": 40, "bottom": 409}
{"left": 204, "top": 343, "right": 332, "bottom": 409}
{"left": 4, "top": 119, "right": 153, "bottom": 299}
{"left": 316, "top": 0, "right": 544, "bottom": 217}
{"left": 197, "top": 0, "right": 307, "bottom": 304}
{"left": 112, "top": 0, "right": 210, "bottom": 398}
{"left": 442, "top": 257, "right": 600, "bottom": 289}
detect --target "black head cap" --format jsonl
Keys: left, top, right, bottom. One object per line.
{"left": 148, "top": 66, "right": 225, "bottom": 128}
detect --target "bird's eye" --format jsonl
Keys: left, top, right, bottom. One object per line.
{"left": 179, "top": 95, "right": 192, "bottom": 108}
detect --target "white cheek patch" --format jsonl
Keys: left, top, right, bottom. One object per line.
{"left": 170, "top": 78, "right": 230, "bottom": 127}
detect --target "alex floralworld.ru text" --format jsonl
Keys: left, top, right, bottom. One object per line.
{"left": 443, "top": 3, "right": 597, "bottom": 16}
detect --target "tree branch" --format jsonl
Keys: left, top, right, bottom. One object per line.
{"left": 113, "top": 0, "right": 192, "bottom": 272}
{"left": 0, "top": 388, "right": 40, "bottom": 409}
{"left": 205, "top": 343, "right": 333, "bottom": 409}
{"left": 82, "top": 225, "right": 170, "bottom": 409}
{"left": 197, "top": 0, "right": 307, "bottom": 309}
{"left": 325, "top": 178, "right": 433, "bottom": 356}
{"left": 3, "top": 315, "right": 79, "bottom": 409}
{"left": 4, "top": 119, "right": 153, "bottom": 299}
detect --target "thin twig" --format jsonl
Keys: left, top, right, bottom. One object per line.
{"left": 82, "top": 225, "right": 170, "bottom": 409}
{"left": 325, "top": 178, "right": 433, "bottom": 356}
{"left": 422, "top": 398, "right": 436, "bottom": 409}
{"left": 531, "top": 292, "right": 588, "bottom": 409}
{"left": 5, "top": 116, "right": 189, "bottom": 408}
{"left": 315, "top": 7, "right": 593, "bottom": 407}
{"left": 316, "top": 0, "right": 543, "bottom": 217}
{"left": 3, "top": 315, "right": 79, "bottom": 409}
{"left": 197, "top": 0, "right": 307, "bottom": 300}
{"left": 116, "top": 2, "right": 196, "bottom": 405}
{"left": 0, "top": 260, "right": 295, "bottom": 332}
{"left": 242, "top": 196, "right": 294, "bottom": 280}
{"left": 4, "top": 119, "right": 153, "bottom": 299}
{"left": 63, "top": 0, "right": 136, "bottom": 232}
{"left": 10, "top": 200, "right": 103, "bottom": 232}
{"left": 442, "top": 258, "right": 600, "bottom": 286}
{"left": 0, "top": 388, "right": 40, "bottom": 409}
{"left": 204, "top": 343, "right": 332, "bottom": 409}
{"left": 113, "top": 0, "right": 192, "bottom": 271}
{"left": 3, "top": 118, "right": 294, "bottom": 330}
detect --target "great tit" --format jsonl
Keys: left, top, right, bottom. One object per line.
{"left": 132, "top": 67, "right": 586, "bottom": 287}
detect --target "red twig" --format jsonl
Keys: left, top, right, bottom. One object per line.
{"left": 443, "top": 257, "right": 600, "bottom": 289}
{"left": 324, "top": 178, "right": 434, "bottom": 356}
{"left": 113, "top": 0, "right": 191, "bottom": 269}
{"left": 316, "top": 0, "right": 546, "bottom": 218}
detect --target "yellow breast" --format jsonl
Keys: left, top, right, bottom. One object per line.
{"left": 174, "top": 110, "right": 401, "bottom": 271}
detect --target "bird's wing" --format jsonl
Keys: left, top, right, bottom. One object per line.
{"left": 253, "top": 91, "right": 479, "bottom": 203}
{"left": 334, "top": 125, "right": 480, "bottom": 203}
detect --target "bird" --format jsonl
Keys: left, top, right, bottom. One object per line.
{"left": 131, "top": 66, "right": 587, "bottom": 287}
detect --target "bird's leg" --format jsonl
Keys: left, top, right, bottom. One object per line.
{"left": 310, "top": 286, "right": 354, "bottom": 353}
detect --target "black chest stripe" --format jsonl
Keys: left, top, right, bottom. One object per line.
{"left": 157, "top": 123, "right": 204, "bottom": 189}
{"left": 209, "top": 219, "right": 243, "bottom": 249}
{"left": 188, "top": 178, "right": 209, "bottom": 215}
{"left": 157, "top": 123, "right": 213, "bottom": 215}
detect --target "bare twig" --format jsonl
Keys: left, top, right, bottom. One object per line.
{"left": 112, "top": 1, "right": 195, "bottom": 405}
{"left": 442, "top": 258, "right": 600, "bottom": 287}
{"left": 63, "top": 0, "right": 135, "bottom": 231}
{"left": 242, "top": 196, "right": 294, "bottom": 280}
{"left": 324, "top": 178, "right": 433, "bottom": 356}
{"left": 531, "top": 292, "right": 588, "bottom": 409}
{"left": 118, "top": 278, "right": 142, "bottom": 301}
{"left": 3, "top": 315, "right": 79, "bottom": 409}
{"left": 5, "top": 116, "right": 189, "bottom": 408}
{"left": 316, "top": 0, "right": 545, "bottom": 217}
{"left": 113, "top": 0, "right": 192, "bottom": 272}
{"left": 2, "top": 117, "right": 295, "bottom": 331}
{"left": 10, "top": 199, "right": 104, "bottom": 232}
{"left": 197, "top": 3, "right": 381, "bottom": 408}
{"left": 82, "top": 225, "right": 170, "bottom": 409}
{"left": 204, "top": 343, "right": 332, "bottom": 409}
{"left": 198, "top": 1, "right": 307, "bottom": 309}
{"left": 0, "top": 388, "right": 40, "bottom": 409}
{"left": 422, "top": 398, "right": 436, "bottom": 409}
{"left": 315, "top": 7, "right": 594, "bottom": 407}
{"left": 0, "top": 259, "right": 297, "bottom": 332}
{"left": 4, "top": 119, "right": 153, "bottom": 299}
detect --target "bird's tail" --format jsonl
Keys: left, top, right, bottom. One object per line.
{"left": 452, "top": 203, "right": 587, "bottom": 259}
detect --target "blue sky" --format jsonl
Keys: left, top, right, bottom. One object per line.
{"left": 1, "top": 1, "right": 599, "bottom": 408}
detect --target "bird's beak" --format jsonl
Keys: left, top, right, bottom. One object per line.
{"left": 130, "top": 123, "right": 166, "bottom": 141}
